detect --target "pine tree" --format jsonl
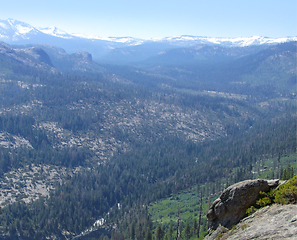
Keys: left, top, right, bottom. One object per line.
{"left": 192, "top": 218, "right": 197, "bottom": 238}
{"left": 131, "top": 222, "right": 136, "bottom": 240}
{"left": 184, "top": 220, "right": 191, "bottom": 240}
{"left": 198, "top": 188, "right": 203, "bottom": 238}
{"left": 145, "top": 227, "right": 152, "bottom": 240}
{"left": 282, "top": 168, "right": 288, "bottom": 180}
{"left": 167, "top": 224, "right": 173, "bottom": 240}
{"left": 155, "top": 224, "right": 163, "bottom": 240}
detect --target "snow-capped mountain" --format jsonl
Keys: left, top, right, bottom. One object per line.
{"left": 1, "top": 18, "right": 296, "bottom": 46}
{"left": 0, "top": 18, "right": 40, "bottom": 41}
{"left": 0, "top": 18, "right": 144, "bottom": 45}
{"left": 156, "top": 35, "right": 297, "bottom": 47}
{"left": 0, "top": 18, "right": 147, "bottom": 58}
{"left": 38, "top": 26, "right": 73, "bottom": 39}
{"left": 0, "top": 18, "right": 296, "bottom": 62}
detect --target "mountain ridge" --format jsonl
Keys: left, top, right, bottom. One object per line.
{"left": 1, "top": 18, "right": 296, "bottom": 62}
{"left": 2, "top": 18, "right": 296, "bottom": 46}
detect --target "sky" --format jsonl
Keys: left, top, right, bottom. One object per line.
{"left": 1, "top": 0, "right": 296, "bottom": 39}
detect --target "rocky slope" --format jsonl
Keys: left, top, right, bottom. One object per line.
{"left": 206, "top": 204, "right": 297, "bottom": 240}
{"left": 205, "top": 178, "right": 297, "bottom": 240}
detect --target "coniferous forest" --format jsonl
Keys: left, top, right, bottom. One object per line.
{"left": 0, "top": 40, "right": 296, "bottom": 239}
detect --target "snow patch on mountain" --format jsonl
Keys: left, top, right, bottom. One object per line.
{"left": 72, "top": 33, "right": 101, "bottom": 39}
{"left": 0, "top": 34, "right": 8, "bottom": 39}
{"left": 106, "top": 37, "right": 144, "bottom": 44}
{"left": 0, "top": 22, "right": 8, "bottom": 29}
{"left": 7, "top": 18, "right": 35, "bottom": 34}
{"left": 157, "top": 35, "right": 297, "bottom": 47}
{"left": 205, "top": 36, "right": 297, "bottom": 47}
{"left": 72, "top": 33, "right": 144, "bottom": 45}
{"left": 38, "top": 26, "right": 73, "bottom": 39}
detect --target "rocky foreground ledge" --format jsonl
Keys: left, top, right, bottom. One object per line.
{"left": 205, "top": 178, "right": 297, "bottom": 239}
{"left": 206, "top": 204, "right": 297, "bottom": 240}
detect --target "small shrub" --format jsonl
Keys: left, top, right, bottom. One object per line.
{"left": 274, "top": 176, "right": 297, "bottom": 204}
{"left": 246, "top": 176, "right": 297, "bottom": 216}
{"left": 256, "top": 196, "right": 271, "bottom": 207}
{"left": 246, "top": 206, "right": 256, "bottom": 216}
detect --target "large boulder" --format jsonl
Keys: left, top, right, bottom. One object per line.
{"left": 207, "top": 179, "right": 279, "bottom": 230}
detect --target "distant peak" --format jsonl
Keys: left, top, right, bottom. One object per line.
{"left": 38, "top": 26, "right": 72, "bottom": 39}
{"left": 7, "top": 18, "right": 17, "bottom": 24}
{"left": 7, "top": 18, "right": 30, "bottom": 26}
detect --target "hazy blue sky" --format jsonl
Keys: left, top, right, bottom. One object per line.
{"left": 1, "top": 0, "right": 296, "bottom": 39}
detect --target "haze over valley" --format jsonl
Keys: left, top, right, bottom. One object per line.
{"left": 0, "top": 16, "right": 296, "bottom": 240}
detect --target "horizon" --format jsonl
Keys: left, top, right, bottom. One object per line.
{"left": 1, "top": 0, "right": 296, "bottom": 39}
{"left": 2, "top": 18, "right": 297, "bottom": 41}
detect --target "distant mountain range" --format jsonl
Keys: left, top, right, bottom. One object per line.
{"left": 1, "top": 18, "right": 296, "bottom": 64}
{"left": 1, "top": 29, "right": 296, "bottom": 91}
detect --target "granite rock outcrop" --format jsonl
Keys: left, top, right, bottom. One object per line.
{"left": 205, "top": 204, "right": 297, "bottom": 240}
{"left": 207, "top": 179, "right": 279, "bottom": 230}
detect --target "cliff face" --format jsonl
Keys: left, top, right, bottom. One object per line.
{"left": 205, "top": 204, "right": 297, "bottom": 240}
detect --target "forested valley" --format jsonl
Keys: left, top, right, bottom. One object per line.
{"left": 0, "top": 40, "right": 296, "bottom": 240}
